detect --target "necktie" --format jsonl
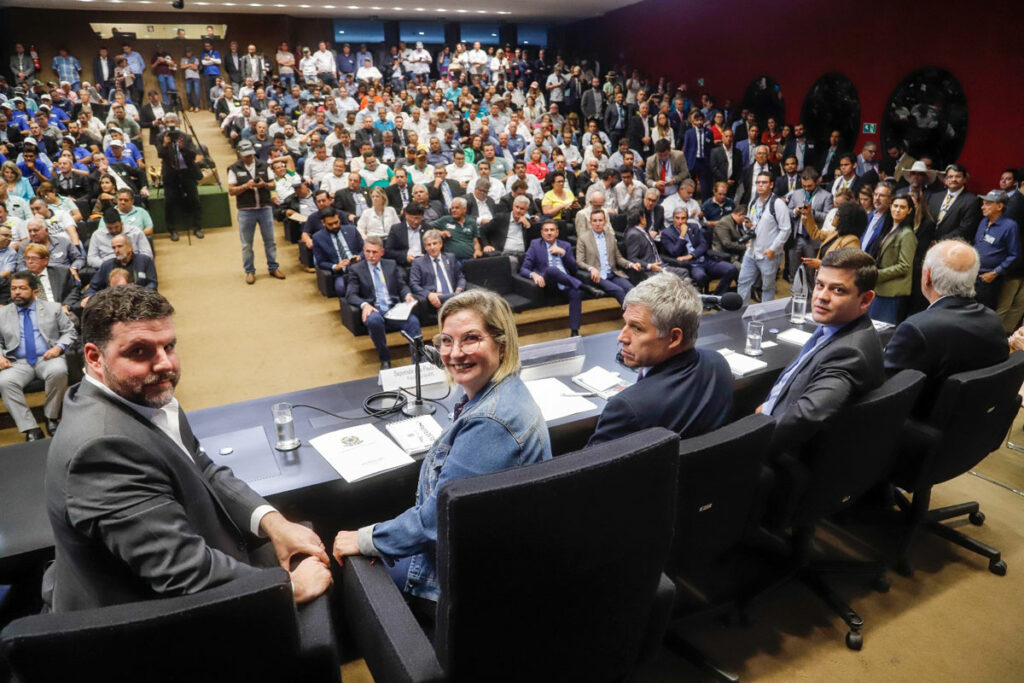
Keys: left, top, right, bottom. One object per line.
{"left": 20, "top": 308, "right": 37, "bottom": 366}
{"left": 332, "top": 231, "right": 352, "bottom": 260}
{"left": 372, "top": 265, "right": 390, "bottom": 311}
{"left": 763, "top": 326, "right": 826, "bottom": 415}
{"left": 788, "top": 177, "right": 796, "bottom": 193}
{"left": 35, "top": 276, "right": 49, "bottom": 301}
{"left": 697, "top": 129, "right": 703, "bottom": 158}
{"left": 442, "top": 182, "right": 453, "bottom": 209}
{"left": 548, "top": 243, "right": 568, "bottom": 290}
{"left": 434, "top": 257, "right": 451, "bottom": 294}
{"left": 938, "top": 192, "right": 955, "bottom": 222}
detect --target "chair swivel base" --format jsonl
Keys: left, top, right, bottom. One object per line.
{"left": 798, "top": 559, "right": 889, "bottom": 651}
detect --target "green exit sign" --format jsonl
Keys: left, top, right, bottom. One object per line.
{"left": 863, "top": 123, "right": 877, "bottom": 134}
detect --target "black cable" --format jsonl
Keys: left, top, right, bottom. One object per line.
{"left": 289, "top": 390, "right": 409, "bottom": 422}
{"left": 399, "top": 383, "right": 452, "bottom": 407}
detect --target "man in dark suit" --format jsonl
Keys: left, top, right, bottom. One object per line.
{"left": 384, "top": 170, "right": 412, "bottom": 213}
{"left": 884, "top": 240, "right": 1009, "bottom": 414}
{"left": 139, "top": 90, "right": 167, "bottom": 147}
{"left": 575, "top": 209, "right": 641, "bottom": 304}
{"left": 345, "top": 235, "right": 422, "bottom": 369}
{"left": 483, "top": 195, "right": 536, "bottom": 258}
{"left": 383, "top": 202, "right": 425, "bottom": 267}
{"left": 928, "top": 164, "right": 982, "bottom": 242}
{"left": 520, "top": 220, "right": 584, "bottom": 337}
{"left": 759, "top": 248, "right": 885, "bottom": 454}
{"left": 661, "top": 206, "right": 739, "bottom": 295}
{"left": 409, "top": 229, "right": 466, "bottom": 311}
{"left": 710, "top": 128, "right": 743, "bottom": 197}
{"left": 156, "top": 118, "right": 203, "bottom": 242}
{"left": 465, "top": 179, "right": 499, "bottom": 225}
{"left": 92, "top": 47, "right": 116, "bottom": 97}
{"left": 0, "top": 270, "right": 77, "bottom": 441}
{"left": 640, "top": 189, "right": 664, "bottom": 237}
{"left": 782, "top": 123, "right": 817, "bottom": 172}
{"left": 773, "top": 155, "right": 801, "bottom": 198}
{"left": 682, "top": 111, "right": 715, "bottom": 198}
{"left": 22, "top": 243, "right": 81, "bottom": 316}
{"left": 223, "top": 41, "right": 243, "bottom": 90}
{"left": 738, "top": 145, "right": 781, "bottom": 206}
{"left": 333, "top": 172, "right": 371, "bottom": 224}
{"left": 603, "top": 91, "right": 629, "bottom": 148}
{"left": 626, "top": 100, "right": 653, "bottom": 160}
{"left": 43, "top": 286, "right": 332, "bottom": 612}
{"left": 587, "top": 272, "right": 733, "bottom": 445}
{"left": 818, "top": 129, "right": 843, "bottom": 180}
{"left": 312, "top": 207, "right": 362, "bottom": 297}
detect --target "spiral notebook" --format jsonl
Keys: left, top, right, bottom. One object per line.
{"left": 384, "top": 415, "right": 444, "bottom": 455}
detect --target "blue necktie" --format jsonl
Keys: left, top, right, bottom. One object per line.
{"left": 433, "top": 257, "right": 451, "bottom": 294}
{"left": 762, "top": 326, "right": 826, "bottom": 415}
{"left": 20, "top": 308, "right": 37, "bottom": 366}
{"left": 442, "top": 183, "right": 453, "bottom": 209}
{"left": 333, "top": 231, "right": 352, "bottom": 260}
{"left": 372, "top": 265, "right": 390, "bottom": 312}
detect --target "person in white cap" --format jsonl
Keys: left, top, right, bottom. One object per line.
{"left": 228, "top": 140, "right": 283, "bottom": 284}
{"left": 409, "top": 42, "right": 432, "bottom": 83}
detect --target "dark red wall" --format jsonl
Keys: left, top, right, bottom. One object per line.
{"left": 563, "top": 0, "right": 1024, "bottom": 191}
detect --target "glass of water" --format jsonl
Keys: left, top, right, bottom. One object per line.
{"left": 272, "top": 402, "right": 300, "bottom": 451}
{"left": 790, "top": 294, "right": 807, "bottom": 325}
{"left": 745, "top": 320, "right": 764, "bottom": 356}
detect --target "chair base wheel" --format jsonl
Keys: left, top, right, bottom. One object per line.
{"left": 872, "top": 575, "right": 891, "bottom": 593}
{"left": 969, "top": 511, "right": 986, "bottom": 526}
{"left": 846, "top": 630, "right": 863, "bottom": 650}
{"left": 989, "top": 559, "right": 1007, "bottom": 576}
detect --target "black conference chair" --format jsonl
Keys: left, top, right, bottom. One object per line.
{"left": 461, "top": 254, "right": 542, "bottom": 312}
{"left": 763, "top": 369, "right": 926, "bottom": 650}
{"left": 663, "top": 413, "right": 776, "bottom": 682}
{"left": 341, "top": 427, "right": 681, "bottom": 682}
{"left": 0, "top": 568, "right": 341, "bottom": 683}
{"left": 315, "top": 268, "right": 338, "bottom": 298}
{"left": 889, "top": 352, "right": 1024, "bottom": 577}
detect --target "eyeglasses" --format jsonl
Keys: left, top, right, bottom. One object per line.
{"left": 433, "top": 332, "right": 490, "bottom": 353}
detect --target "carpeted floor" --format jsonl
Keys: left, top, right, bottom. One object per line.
{"left": 9, "top": 111, "right": 1024, "bottom": 681}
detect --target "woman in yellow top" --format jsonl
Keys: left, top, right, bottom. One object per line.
{"left": 541, "top": 171, "right": 579, "bottom": 221}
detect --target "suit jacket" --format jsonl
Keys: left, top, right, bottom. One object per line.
{"left": 603, "top": 101, "right": 628, "bottom": 133}
{"left": 661, "top": 224, "right": 714, "bottom": 263}
{"left": 624, "top": 225, "right": 662, "bottom": 267}
{"left": 883, "top": 296, "right": 1008, "bottom": 415}
{"left": 385, "top": 183, "right": 412, "bottom": 212}
{"left": 345, "top": 258, "right": 411, "bottom": 310}
{"left": 481, "top": 212, "right": 534, "bottom": 252}
{"left": 736, "top": 139, "right": 758, "bottom": 167}
{"left": 333, "top": 187, "right": 371, "bottom": 220}
{"left": 928, "top": 190, "right": 982, "bottom": 242}
{"left": 89, "top": 253, "right": 158, "bottom": 292}
{"left": 787, "top": 187, "right": 834, "bottom": 227}
{"left": 588, "top": 348, "right": 733, "bottom": 445}
{"left": 139, "top": 102, "right": 164, "bottom": 147}
{"left": 576, "top": 227, "right": 631, "bottom": 279}
{"left": 497, "top": 193, "right": 542, "bottom": 217}
{"left": 783, "top": 138, "right": 818, "bottom": 169}
{"left": 224, "top": 51, "right": 243, "bottom": 83}
{"left": 354, "top": 127, "right": 382, "bottom": 149}
{"left": 682, "top": 127, "right": 715, "bottom": 169}
{"left": 710, "top": 145, "right": 743, "bottom": 186}
{"left": 580, "top": 88, "right": 604, "bottom": 123}
{"left": 626, "top": 114, "right": 654, "bottom": 158}
{"left": 738, "top": 162, "right": 781, "bottom": 206}
{"left": 312, "top": 224, "right": 363, "bottom": 273}
{"left": 383, "top": 221, "right": 424, "bottom": 264}
{"left": 44, "top": 379, "right": 266, "bottom": 612}
{"left": 0, "top": 297, "right": 76, "bottom": 359}
{"left": 92, "top": 56, "right": 115, "bottom": 85}
{"left": 373, "top": 142, "right": 402, "bottom": 163}
{"left": 769, "top": 315, "right": 884, "bottom": 453}
{"left": 240, "top": 54, "right": 266, "bottom": 82}
{"left": 156, "top": 133, "right": 199, "bottom": 182}
{"left": 644, "top": 151, "right": 690, "bottom": 190}
{"left": 43, "top": 264, "right": 82, "bottom": 309}
{"left": 427, "top": 179, "right": 465, "bottom": 205}
{"left": 465, "top": 194, "right": 499, "bottom": 220}
{"left": 520, "top": 238, "right": 581, "bottom": 286}
{"left": 874, "top": 225, "right": 917, "bottom": 298}
{"left": 409, "top": 252, "right": 465, "bottom": 300}
{"left": 773, "top": 174, "right": 802, "bottom": 198}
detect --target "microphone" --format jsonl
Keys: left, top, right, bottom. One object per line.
{"left": 701, "top": 292, "right": 743, "bottom": 311}
{"left": 401, "top": 330, "right": 444, "bottom": 368}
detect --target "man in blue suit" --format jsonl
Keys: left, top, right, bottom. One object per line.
{"left": 410, "top": 229, "right": 466, "bottom": 311}
{"left": 520, "top": 220, "right": 584, "bottom": 337}
{"left": 736, "top": 123, "right": 759, "bottom": 167}
{"left": 345, "top": 235, "right": 421, "bottom": 369}
{"left": 683, "top": 111, "right": 715, "bottom": 199}
{"left": 661, "top": 207, "right": 738, "bottom": 295}
{"left": 587, "top": 272, "right": 733, "bottom": 445}
{"left": 312, "top": 207, "right": 363, "bottom": 297}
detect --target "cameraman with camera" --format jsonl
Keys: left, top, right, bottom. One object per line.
{"left": 156, "top": 113, "right": 204, "bottom": 242}
{"left": 712, "top": 203, "right": 750, "bottom": 269}
{"left": 736, "top": 171, "right": 791, "bottom": 303}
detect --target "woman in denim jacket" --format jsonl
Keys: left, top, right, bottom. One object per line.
{"left": 333, "top": 289, "right": 551, "bottom": 602}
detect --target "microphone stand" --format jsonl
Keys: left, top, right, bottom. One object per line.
{"left": 401, "top": 331, "right": 437, "bottom": 417}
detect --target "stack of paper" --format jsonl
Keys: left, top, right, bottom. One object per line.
{"left": 385, "top": 415, "right": 444, "bottom": 455}
{"left": 310, "top": 424, "right": 414, "bottom": 483}
{"left": 777, "top": 328, "right": 814, "bottom": 346}
{"left": 572, "top": 366, "right": 634, "bottom": 399}
{"left": 716, "top": 348, "right": 768, "bottom": 377}
{"left": 524, "top": 377, "right": 598, "bottom": 421}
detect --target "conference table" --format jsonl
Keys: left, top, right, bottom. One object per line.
{"left": 0, "top": 306, "right": 830, "bottom": 580}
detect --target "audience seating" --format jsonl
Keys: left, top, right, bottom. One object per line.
{"left": 461, "top": 255, "right": 542, "bottom": 312}
{"left": 663, "top": 413, "right": 776, "bottom": 682}
{"left": 341, "top": 427, "right": 680, "bottom": 682}
{"left": 760, "top": 369, "right": 926, "bottom": 650}
{"left": 0, "top": 567, "right": 340, "bottom": 683}
{"left": 889, "top": 353, "right": 1024, "bottom": 577}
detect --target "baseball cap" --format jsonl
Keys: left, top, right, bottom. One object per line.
{"left": 237, "top": 140, "right": 255, "bottom": 155}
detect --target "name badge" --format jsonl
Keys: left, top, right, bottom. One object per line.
{"left": 984, "top": 234, "right": 996, "bottom": 245}
{"left": 137, "top": 271, "right": 146, "bottom": 279}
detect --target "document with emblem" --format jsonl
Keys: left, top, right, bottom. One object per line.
{"left": 310, "top": 423, "right": 414, "bottom": 483}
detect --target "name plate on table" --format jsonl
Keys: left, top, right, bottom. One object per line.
{"left": 520, "top": 336, "right": 586, "bottom": 381}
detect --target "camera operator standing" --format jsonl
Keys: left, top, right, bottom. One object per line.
{"left": 156, "top": 113, "right": 204, "bottom": 242}
{"left": 736, "top": 172, "right": 791, "bottom": 303}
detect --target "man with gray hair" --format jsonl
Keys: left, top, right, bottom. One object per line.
{"left": 884, "top": 240, "right": 1008, "bottom": 414}
{"left": 587, "top": 272, "right": 733, "bottom": 445}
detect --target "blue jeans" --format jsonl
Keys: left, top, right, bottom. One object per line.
{"left": 279, "top": 73, "right": 296, "bottom": 90}
{"left": 157, "top": 74, "right": 176, "bottom": 105}
{"left": 184, "top": 78, "right": 201, "bottom": 109}
{"left": 238, "top": 207, "right": 279, "bottom": 273}
{"left": 737, "top": 250, "right": 781, "bottom": 302}
{"left": 364, "top": 311, "right": 421, "bottom": 363}
{"left": 203, "top": 74, "right": 219, "bottom": 109}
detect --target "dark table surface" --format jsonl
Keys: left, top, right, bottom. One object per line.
{"left": 1, "top": 307, "right": 822, "bottom": 573}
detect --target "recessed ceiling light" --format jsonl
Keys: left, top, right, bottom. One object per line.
{"left": 418, "top": 31, "right": 424, "bottom": 35}
{"left": 346, "top": 4, "right": 359, "bottom": 8}
{"left": 455, "top": 8, "right": 467, "bottom": 12}
{"left": 137, "top": 1, "right": 152, "bottom": 4}
{"left": 435, "top": 7, "right": 447, "bottom": 12}
{"left": 223, "top": 2, "right": 236, "bottom": 5}
{"left": 476, "top": 9, "right": 487, "bottom": 13}
{"left": 195, "top": 1, "right": 210, "bottom": 4}
{"left": 414, "top": 6, "right": 425, "bottom": 10}
{"left": 393, "top": 5, "right": 403, "bottom": 9}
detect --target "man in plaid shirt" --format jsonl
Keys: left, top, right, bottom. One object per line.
{"left": 51, "top": 48, "right": 82, "bottom": 91}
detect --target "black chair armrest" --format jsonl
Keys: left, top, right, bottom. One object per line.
{"left": 635, "top": 573, "right": 676, "bottom": 666}
{"left": 340, "top": 557, "right": 445, "bottom": 683}
{"left": 511, "top": 274, "right": 543, "bottom": 304}
{"left": 295, "top": 590, "right": 343, "bottom": 683}
{"left": 315, "top": 269, "right": 337, "bottom": 298}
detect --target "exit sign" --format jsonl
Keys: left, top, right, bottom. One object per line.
{"left": 862, "top": 123, "right": 877, "bottom": 134}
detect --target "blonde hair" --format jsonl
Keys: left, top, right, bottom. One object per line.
{"left": 439, "top": 289, "right": 520, "bottom": 384}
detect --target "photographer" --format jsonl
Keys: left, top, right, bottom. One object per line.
{"left": 156, "top": 113, "right": 203, "bottom": 242}
{"left": 713, "top": 203, "right": 751, "bottom": 268}
{"left": 228, "top": 140, "right": 284, "bottom": 285}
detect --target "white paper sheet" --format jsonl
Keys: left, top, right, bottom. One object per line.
{"left": 524, "top": 377, "right": 598, "bottom": 421}
{"left": 310, "top": 424, "right": 414, "bottom": 483}
{"left": 777, "top": 328, "right": 814, "bottom": 346}
{"left": 716, "top": 348, "right": 769, "bottom": 377}
{"left": 384, "top": 300, "right": 416, "bottom": 321}
{"left": 573, "top": 366, "right": 622, "bottom": 392}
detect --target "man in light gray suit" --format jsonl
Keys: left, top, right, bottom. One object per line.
{"left": 0, "top": 270, "right": 76, "bottom": 440}
{"left": 786, "top": 166, "right": 835, "bottom": 280}
{"left": 44, "top": 286, "right": 333, "bottom": 612}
